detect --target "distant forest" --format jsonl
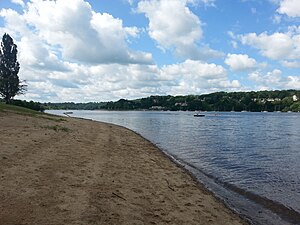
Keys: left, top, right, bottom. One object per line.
{"left": 45, "top": 90, "right": 300, "bottom": 112}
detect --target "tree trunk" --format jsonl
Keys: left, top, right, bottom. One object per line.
{"left": 5, "top": 96, "right": 11, "bottom": 104}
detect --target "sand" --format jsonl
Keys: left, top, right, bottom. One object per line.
{"left": 0, "top": 109, "right": 248, "bottom": 225}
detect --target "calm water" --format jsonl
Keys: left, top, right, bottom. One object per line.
{"left": 48, "top": 110, "right": 300, "bottom": 225}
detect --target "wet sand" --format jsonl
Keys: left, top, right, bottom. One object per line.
{"left": 0, "top": 109, "right": 248, "bottom": 225}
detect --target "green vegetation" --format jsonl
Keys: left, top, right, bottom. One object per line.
{"left": 44, "top": 90, "right": 300, "bottom": 112}
{"left": 0, "top": 102, "right": 62, "bottom": 123}
{"left": 11, "top": 99, "right": 45, "bottom": 112}
{"left": 0, "top": 102, "right": 42, "bottom": 115}
{"left": 0, "top": 98, "right": 45, "bottom": 112}
{"left": 0, "top": 33, "right": 26, "bottom": 103}
{"left": 45, "top": 102, "right": 107, "bottom": 110}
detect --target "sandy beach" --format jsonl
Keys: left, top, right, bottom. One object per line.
{"left": 0, "top": 108, "right": 248, "bottom": 225}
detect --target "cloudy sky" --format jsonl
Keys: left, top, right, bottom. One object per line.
{"left": 0, "top": 0, "right": 299, "bottom": 102}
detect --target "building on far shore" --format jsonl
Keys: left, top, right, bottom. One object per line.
{"left": 150, "top": 106, "right": 165, "bottom": 110}
{"left": 292, "top": 95, "right": 298, "bottom": 101}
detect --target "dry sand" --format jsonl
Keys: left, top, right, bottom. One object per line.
{"left": 0, "top": 109, "right": 248, "bottom": 225}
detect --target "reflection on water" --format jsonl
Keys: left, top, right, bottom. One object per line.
{"left": 48, "top": 110, "right": 300, "bottom": 225}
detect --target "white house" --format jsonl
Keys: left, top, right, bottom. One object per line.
{"left": 292, "top": 95, "right": 298, "bottom": 101}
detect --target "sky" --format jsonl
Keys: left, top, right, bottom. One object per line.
{"left": 0, "top": 0, "right": 299, "bottom": 102}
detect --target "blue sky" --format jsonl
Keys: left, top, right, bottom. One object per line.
{"left": 0, "top": 0, "right": 299, "bottom": 102}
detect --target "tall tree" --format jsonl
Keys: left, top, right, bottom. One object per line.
{"left": 0, "top": 33, "right": 26, "bottom": 103}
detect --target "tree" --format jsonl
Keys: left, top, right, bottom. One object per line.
{"left": 0, "top": 33, "right": 26, "bottom": 103}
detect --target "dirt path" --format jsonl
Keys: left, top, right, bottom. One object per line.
{"left": 0, "top": 111, "right": 247, "bottom": 225}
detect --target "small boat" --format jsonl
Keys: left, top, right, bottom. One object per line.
{"left": 63, "top": 112, "right": 73, "bottom": 117}
{"left": 194, "top": 114, "right": 205, "bottom": 117}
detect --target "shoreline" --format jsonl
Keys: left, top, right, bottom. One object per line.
{"left": 0, "top": 110, "right": 248, "bottom": 225}
{"left": 119, "top": 125, "right": 251, "bottom": 223}
{"left": 74, "top": 110, "right": 300, "bottom": 225}
{"left": 113, "top": 121, "right": 298, "bottom": 225}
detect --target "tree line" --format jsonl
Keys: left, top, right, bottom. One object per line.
{"left": 45, "top": 90, "right": 300, "bottom": 112}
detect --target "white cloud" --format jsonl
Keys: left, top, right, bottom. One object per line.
{"left": 127, "top": 0, "right": 134, "bottom": 6}
{"left": 285, "top": 76, "right": 300, "bottom": 89}
{"left": 230, "top": 41, "right": 238, "bottom": 49}
{"left": 133, "top": 0, "right": 216, "bottom": 7}
{"left": 277, "top": 0, "right": 300, "bottom": 18}
{"left": 199, "top": 0, "right": 216, "bottom": 7}
{"left": 137, "top": 0, "right": 222, "bottom": 60}
{"left": 272, "top": 14, "right": 282, "bottom": 24}
{"left": 249, "top": 69, "right": 282, "bottom": 84}
{"left": 2, "top": 0, "right": 152, "bottom": 65}
{"left": 0, "top": 8, "right": 27, "bottom": 36}
{"left": 19, "top": 59, "right": 242, "bottom": 102}
{"left": 281, "top": 60, "right": 300, "bottom": 68}
{"left": 239, "top": 28, "right": 300, "bottom": 60}
{"left": 137, "top": 0, "right": 202, "bottom": 49}
{"left": 228, "top": 31, "right": 239, "bottom": 49}
{"left": 225, "top": 54, "right": 258, "bottom": 71}
{"left": 0, "top": 8, "right": 69, "bottom": 72}
{"left": 11, "top": 0, "right": 25, "bottom": 7}
{"left": 251, "top": 8, "right": 257, "bottom": 14}
{"left": 160, "top": 60, "right": 240, "bottom": 95}
{"left": 162, "top": 60, "right": 226, "bottom": 79}
{"left": 249, "top": 69, "right": 300, "bottom": 89}
{"left": 269, "top": 0, "right": 281, "bottom": 4}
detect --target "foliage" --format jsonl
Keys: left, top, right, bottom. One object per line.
{"left": 45, "top": 90, "right": 300, "bottom": 112}
{"left": 11, "top": 99, "right": 45, "bottom": 112}
{"left": 0, "top": 33, "right": 26, "bottom": 103}
{"left": 44, "top": 102, "right": 106, "bottom": 110}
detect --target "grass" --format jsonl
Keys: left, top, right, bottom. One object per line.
{"left": 0, "top": 102, "right": 41, "bottom": 115}
{"left": 0, "top": 102, "right": 66, "bottom": 122}
{"left": 0, "top": 102, "right": 70, "bottom": 132}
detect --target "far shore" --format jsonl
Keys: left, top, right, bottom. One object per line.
{"left": 0, "top": 108, "right": 248, "bottom": 225}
